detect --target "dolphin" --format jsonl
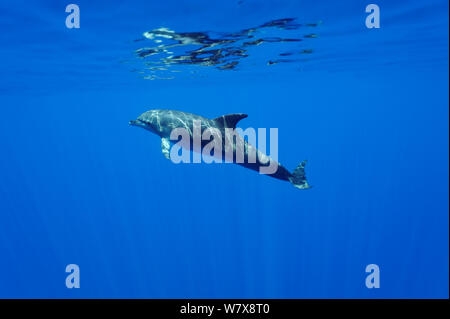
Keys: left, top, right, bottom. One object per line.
{"left": 129, "top": 109, "right": 310, "bottom": 189}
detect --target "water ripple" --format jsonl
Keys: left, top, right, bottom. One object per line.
{"left": 129, "top": 18, "right": 321, "bottom": 79}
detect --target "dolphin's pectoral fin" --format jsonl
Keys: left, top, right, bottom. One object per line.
{"left": 213, "top": 113, "right": 248, "bottom": 128}
{"left": 161, "top": 137, "right": 170, "bottom": 160}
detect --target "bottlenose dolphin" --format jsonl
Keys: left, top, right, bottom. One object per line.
{"left": 129, "top": 109, "right": 310, "bottom": 189}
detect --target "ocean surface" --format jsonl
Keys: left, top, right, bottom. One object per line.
{"left": 0, "top": 0, "right": 448, "bottom": 298}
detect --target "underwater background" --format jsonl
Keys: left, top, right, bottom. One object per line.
{"left": 0, "top": 0, "right": 448, "bottom": 298}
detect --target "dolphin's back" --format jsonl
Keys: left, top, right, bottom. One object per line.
{"left": 138, "top": 109, "right": 216, "bottom": 137}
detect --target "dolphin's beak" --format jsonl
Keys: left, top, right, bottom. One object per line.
{"left": 129, "top": 119, "right": 149, "bottom": 129}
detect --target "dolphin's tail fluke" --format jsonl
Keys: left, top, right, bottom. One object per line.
{"left": 288, "top": 160, "right": 311, "bottom": 190}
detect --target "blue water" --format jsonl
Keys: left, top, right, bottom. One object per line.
{"left": 0, "top": 0, "right": 448, "bottom": 298}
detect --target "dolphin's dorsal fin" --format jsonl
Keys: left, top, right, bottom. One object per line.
{"left": 213, "top": 113, "right": 248, "bottom": 128}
